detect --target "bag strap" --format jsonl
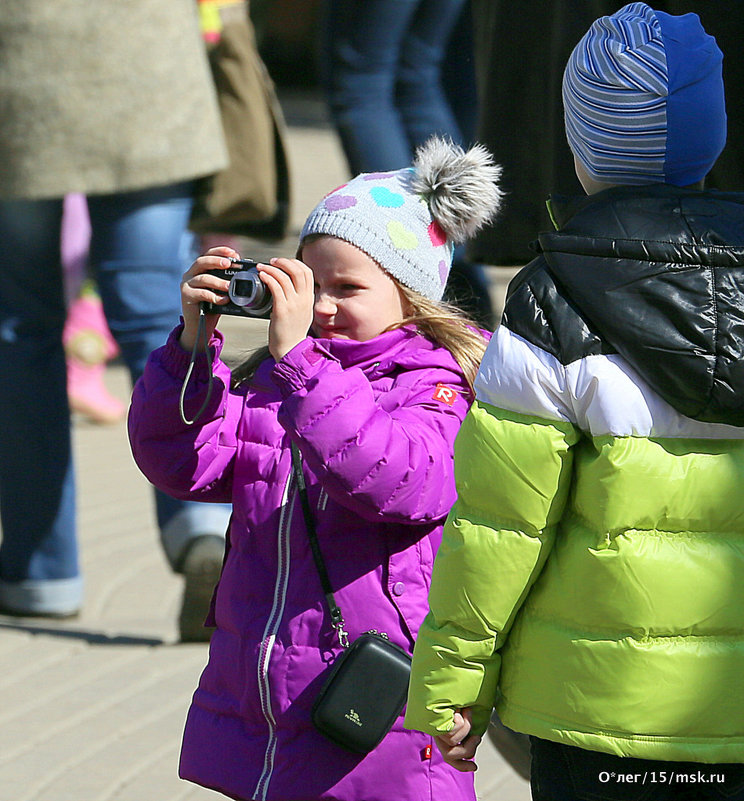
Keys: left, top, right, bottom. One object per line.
{"left": 291, "top": 442, "right": 350, "bottom": 649}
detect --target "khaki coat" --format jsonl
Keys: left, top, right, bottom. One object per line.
{"left": 0, "top": 0, "right": 228, "bottom": 199}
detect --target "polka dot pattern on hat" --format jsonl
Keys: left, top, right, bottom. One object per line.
{"left": 301, "top": 168, "right": 454, "bottom": 300}
{"left": 300, "top": 138, "right": 503, "bottom": 301}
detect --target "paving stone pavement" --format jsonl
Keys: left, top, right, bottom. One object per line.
{"left": 0, "top": 90, "right": 528, "bottom": 801}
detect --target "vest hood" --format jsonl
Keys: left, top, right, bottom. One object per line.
{"left": 540, "top": 185, "right": 744, "bottom": 425}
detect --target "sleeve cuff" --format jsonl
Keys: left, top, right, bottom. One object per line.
{"left": 271, "top": 338, "right": 339, "bottom": 397}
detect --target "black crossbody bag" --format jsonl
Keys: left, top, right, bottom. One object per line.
{"left": 291, "top": 444, "right": 412, "bottom": 755}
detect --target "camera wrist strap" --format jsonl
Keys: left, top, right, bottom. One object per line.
{"left": 290, "top": 442, "right": 350, "bottom": 649}
{"left": 179, "top": 306, "right": 215, "bottom": 426}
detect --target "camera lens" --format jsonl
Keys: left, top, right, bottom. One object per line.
{"left": 228, "top": 269, "right": 272, "bottom": 317}
{"left": 232, "top": 279, "right": 257, "bottom": 298}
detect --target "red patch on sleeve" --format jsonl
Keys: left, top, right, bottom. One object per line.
{"left": 422, "top": 744, "right": 433, "bottom": 760}
{"left": 432, "top": 383, "right": 458, "bottom": 406}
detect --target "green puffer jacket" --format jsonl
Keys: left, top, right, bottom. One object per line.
{"left": 405, "top": 185, "right": 744, "bottom": 763}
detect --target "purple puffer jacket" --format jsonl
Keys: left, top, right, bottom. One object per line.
{"left": 128, "top": 324, "right": 482, "bottom": 801}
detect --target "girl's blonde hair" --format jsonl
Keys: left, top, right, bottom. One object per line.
{"left": 231, "top": 277, "right": 487, "bottom": 393}
{"left": 391, "top": 282, "right": 487, "bottom": 393}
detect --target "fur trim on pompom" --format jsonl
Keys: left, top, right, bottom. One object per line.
{"left": 410, "top": 137, "right": 503, "bottom": 242}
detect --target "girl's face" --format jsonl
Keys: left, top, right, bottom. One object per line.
{"left": 301, "top": 236, "right": 407, "bottom": 342}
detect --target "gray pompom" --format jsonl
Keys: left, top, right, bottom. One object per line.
{"left": 410, "top": 137, "right": 503, "bottom": 243}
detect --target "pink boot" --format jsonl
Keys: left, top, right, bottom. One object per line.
{"left": 61, "top": 195, "right": 126, "bottom": 425}
{"left": 64, "top": 282, "right": 126, "bottom": 425}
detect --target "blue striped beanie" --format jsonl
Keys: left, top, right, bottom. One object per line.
{"left": 563, "top": 2, "right": 726, "bottom": 187}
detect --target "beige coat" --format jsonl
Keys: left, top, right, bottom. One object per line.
{"left": 0, "top": 0, "right": 228, "bottom": 199}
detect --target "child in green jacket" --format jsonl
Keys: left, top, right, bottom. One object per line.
{"left": 406, "top": 3, "right": 744, "bottom": 798}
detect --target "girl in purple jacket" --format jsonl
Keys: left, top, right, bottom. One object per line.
{"left": 128, "top": 137, "right": 501, "bottom": 801}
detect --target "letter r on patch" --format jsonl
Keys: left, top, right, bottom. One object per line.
{"left": 432, "top": 383, "right": 458, "bottom": 405}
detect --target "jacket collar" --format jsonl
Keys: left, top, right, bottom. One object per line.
{"left": 313, "top": 325, "right": 422, "bottom": 371}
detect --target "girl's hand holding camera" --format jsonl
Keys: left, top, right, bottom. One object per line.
{"left": 255, "top": 257, "right": 314, "bottom": 362}
{"left": 180, "top": 248, "right": 314, "bottom": 361}
{"left": 180, "top": 245, "right": 240, "bottom": 352}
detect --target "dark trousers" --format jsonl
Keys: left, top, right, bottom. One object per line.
{"left": 530, "top": 737, "right": 744, "bottom": 801}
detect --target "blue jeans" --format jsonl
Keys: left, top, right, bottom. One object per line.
{"left": 530, "top": 737, "right": 744, "bottom": 801}
{"left": 322, "top": 0, "right": 468, "bottom": 174}
{"left": 0, "top": 183, "right": 230, "bottom": 614}
{"left": 322, "top": 0, "right": 494, "bottom": 328}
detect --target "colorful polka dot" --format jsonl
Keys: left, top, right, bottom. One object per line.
{"left": 439, "top": 259, "right": 449, "bottom": 285}
{"left": 387, "top": 220, "right": 418, "bottom": 250}
{"left": 324, "top": 194, "right": 357, "bottom": 211}
{"left": 428, "top": 221, "right": 447, "bottom": 247}
{"left": 370, "top": 186, "right": 405, "bottom": 208}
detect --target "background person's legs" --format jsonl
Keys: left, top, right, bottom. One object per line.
{"left": 0, "top": 198, "right": 83, "bottom": 616}
{"left": 395, "top": 0, "right": 466, "bottom": 151}
{"left": 88, "top": 184, "right": 231, "bottom": 640}
{"left": 323, "top": 0, "right": 467, "bottom": 173}
{"left": 323, "top": 0, "right": 493, "bottom": 326}
{"left": 322, "top": 0, "right": 422, "bottom": 173}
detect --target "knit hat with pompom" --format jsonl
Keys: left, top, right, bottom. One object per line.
{"left": 299, "top": 137, "right": 503, "bottom": 301}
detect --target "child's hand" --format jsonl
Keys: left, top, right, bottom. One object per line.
{"left": 257, "top": 257, "right": 314, "bottom": 361}
{"left": 179, "top": 246, "right": 239, "bottom": 351}
{"left": 433, "top": 708, "right": 481, "bottom": 773}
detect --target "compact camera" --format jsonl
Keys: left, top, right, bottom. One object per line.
{"left": 201, "top": 258, "right": 272, "bottom": 318}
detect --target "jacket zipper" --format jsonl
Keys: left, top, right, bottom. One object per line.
{"left": 254, "top": 470, "right": 295, "bottom": 801}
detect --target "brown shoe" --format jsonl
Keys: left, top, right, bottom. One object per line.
{"left": 178, "top": 535, "right": 224, "bottom": 643}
